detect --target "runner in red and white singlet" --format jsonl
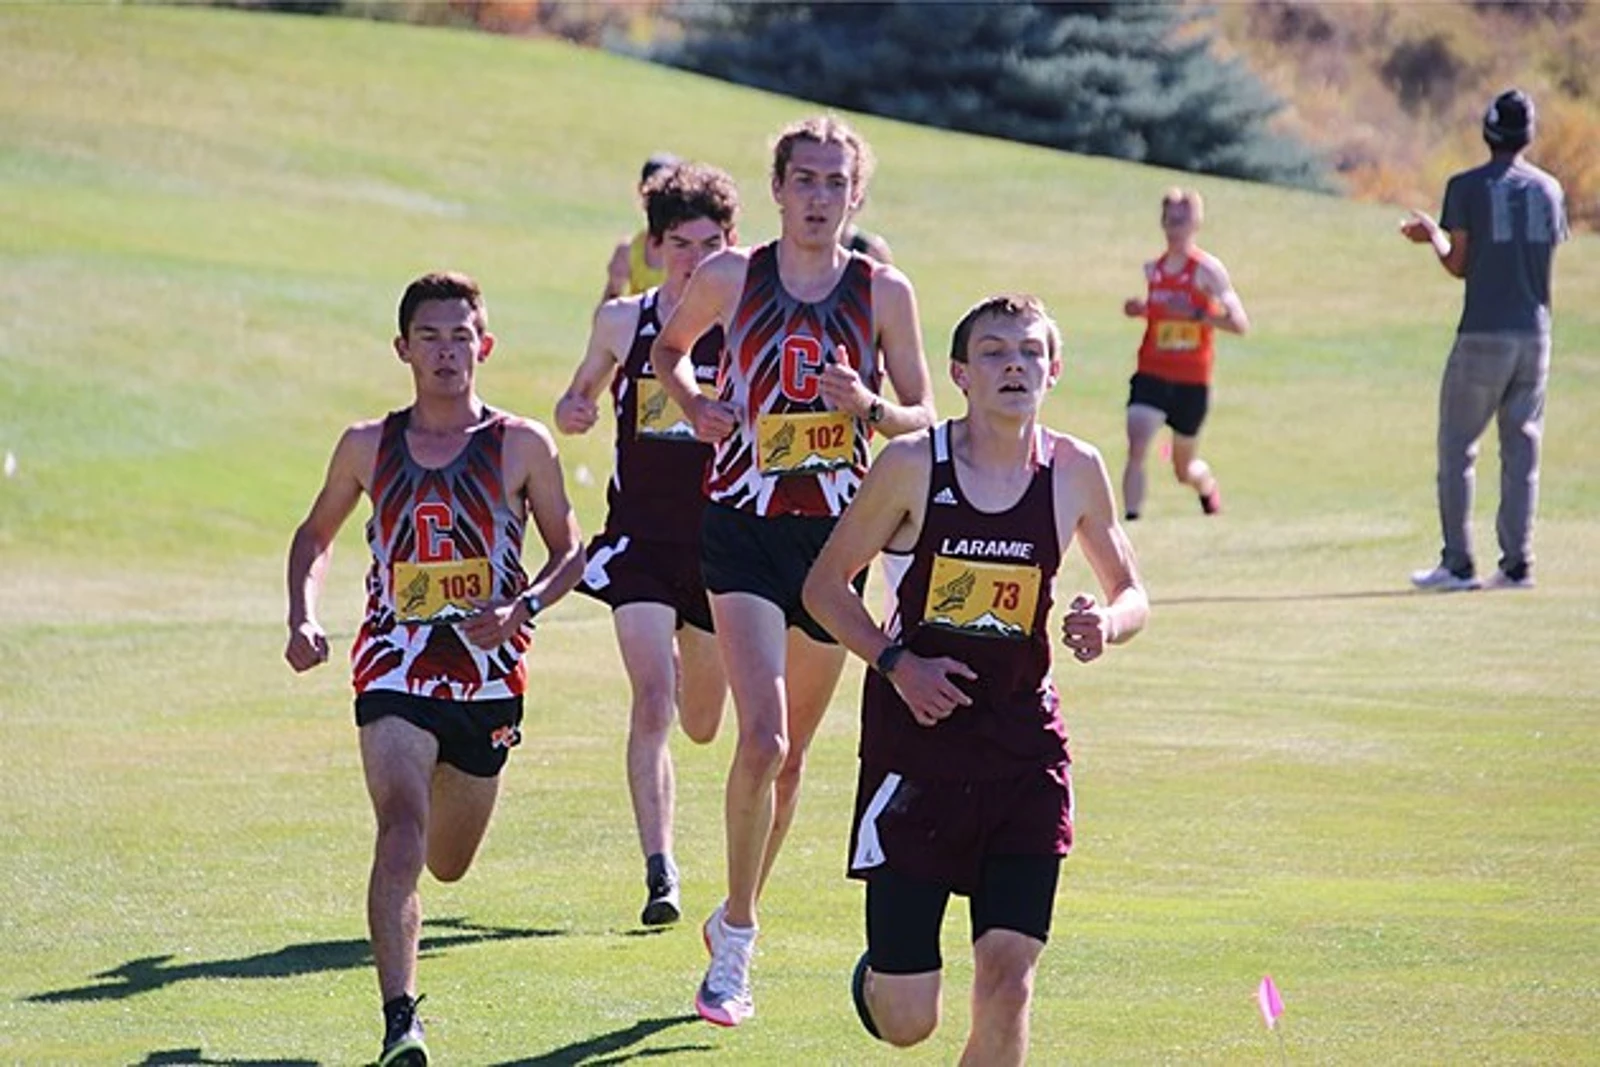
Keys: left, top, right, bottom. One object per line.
{"left": 651, "top": 116, "right": 936, "bottom": 1028}
{"left": 286, "top": 272, "right": 585, "bottom": 1066}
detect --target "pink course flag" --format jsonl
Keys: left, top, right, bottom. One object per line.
{"left": 1257, "top": 975, "right": 1286, "bottom": 1029}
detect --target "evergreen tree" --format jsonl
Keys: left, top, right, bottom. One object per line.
{"left": 654, "top": 1, "right": 1331, "bottom": 191}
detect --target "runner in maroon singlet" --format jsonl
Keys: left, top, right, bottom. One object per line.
{"left": 555, "top": 163, "right": 740, "bottom": 928}
{"left": 285, "top": 272, "right": 585, "bottom": 1067}
{"left": 651, "top": 115, "right": 936, "bottom": 1027}
{"left": 804, "top": 294, "right": 1149, "bottom": 1065}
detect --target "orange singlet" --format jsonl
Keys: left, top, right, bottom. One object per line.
{"left": 1135, "top": 252, "right": 1217, "bottom": 386}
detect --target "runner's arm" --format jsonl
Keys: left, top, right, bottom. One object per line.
{"left": 285, "top": 424, "right": 373, "bottom": 671}
{"left": 1198, "top": 258, "right": 1250, "bottom": 335}
{"left": 600, "top": 237, "right": 631, "bottom": 304}
{"left": 556, "top": 299, "right": 634, "bottom": 435}
{"left": 803, "top": 440, "right": 974, "bottom": 725}
{"left": 651, "top": 250, "right": 742, "bottom": 442}
{"left": 1057, "top": 438, "right": 1148, "bottom": 656}
{"left": 516, "top": 421, "right": 586, "bottom": 619}
{"left": 866, "top": 267, "right": 936, "bottom": 438}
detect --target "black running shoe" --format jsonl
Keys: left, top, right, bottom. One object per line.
{"left": 379, "top": 994, "right": 428, "bottom": 1067}
{"left": 641, "top": 853, "right": 681, "bottom": 926}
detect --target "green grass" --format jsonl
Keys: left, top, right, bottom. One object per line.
{"left": 2, "top": 6, "right": 1598, "bottom": 1064}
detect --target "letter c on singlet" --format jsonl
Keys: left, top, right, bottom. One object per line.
{"left": 414, "top": 503, "right": 456, "bottom": 562}
{"left": 781, "top": 335, "right": 826, "bottom": 402}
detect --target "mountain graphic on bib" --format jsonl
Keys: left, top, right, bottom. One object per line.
{"left": 929, "top": 608, "right": 1027, "bottom": 639}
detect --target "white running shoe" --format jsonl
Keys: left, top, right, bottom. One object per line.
{"left": 1410, "top": 565, "right": 1482, "bottom": 591}
{"left": 1485, "top": 569, "right": 1535, "bottom": 590}
{"left": 695, "top": 909, "right": 756, "bottom": 1027}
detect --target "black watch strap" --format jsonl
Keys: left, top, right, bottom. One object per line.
{"left": 874, "top": 642, "right": 906, "bottom": 676}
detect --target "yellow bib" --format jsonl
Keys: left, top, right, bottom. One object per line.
{"left": 756, "top": 410, "right": 854, "bottom": 475}
{"left": 392, "top": 558, "right": 492, "bottom": 623}
{"left": 1154, "top": 320, "right": 1202, "bottom": 351}
{"left": 635, "top": 379, "right": 716, "bottom": 440}
{"left": 924, "top": 555, "right": 1041, "bottom": 639}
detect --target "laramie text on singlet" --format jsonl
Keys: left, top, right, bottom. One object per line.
{"left": 938, "top": 537, "right": 1036, "bottom": 561}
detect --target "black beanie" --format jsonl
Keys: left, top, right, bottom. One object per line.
{"left": 1483, "top": 89, "right": 1535, "bottom": 149}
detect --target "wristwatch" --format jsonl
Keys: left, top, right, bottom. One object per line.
{"left": 874, "top": 642, "right": 907, "bottom": 676}
{"left": 867, "top": 397, "right": 885, "bottom": 425}
{"left": 519, "top": 589, "right": 543, "bottom": 625}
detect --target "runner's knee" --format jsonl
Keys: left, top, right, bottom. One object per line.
{"left": 875, "top": 991, "right": 939, "bottom": 1048}
{"left": 629, "top": 683, "right": 676, "bottom": 737}
{"left": 734, "top": 728, "right": 789, "bottom": 778}
{"left": 373, "top": 815, "right": 427, "bottom": 880}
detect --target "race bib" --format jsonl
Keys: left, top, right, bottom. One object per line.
{"left": 756, "top": 410, "right": 854, "bottom": 475}
{"left": 392, "top": 558, "right": 492, "bottom": 623}
{"left": 923, "top": 555, "right": 1041, "bottom": 639}
{"left": 635, "top": 379, "right": 716, "bottom": 440}
{"left": 1154, "top": 320, "right": 1202, "bottom": 351}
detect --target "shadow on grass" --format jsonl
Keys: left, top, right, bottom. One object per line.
{"left": 27, "top": 916, "right": 560, "bottom": 1004}
{"left": 131, "top": 1049, "right": 320, "bottom": 1066}
{"left": 492, "top": 1013, "right": 710, "bottom": 1065}
{"left": 1154, "top": 588, "right": 1417, "bottom": 606}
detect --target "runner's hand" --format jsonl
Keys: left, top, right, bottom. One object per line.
{"left": 686, "top": 393, "right": 737, "bottom": 444}
{"left": 1123, "top": 297, "right": 1147, "bottom": 318}
{"left": 1062, "top": 594, "right": 1109, "bottom": 664}
{"left": 819, "top": 345, "right": 871, "bottom": 417}
{"left": 460, "top": 599, "right": 532, "bottom": 651}
{"left": 889, "top": 653, "right": 977, "bottom": 727}
{"left": 285, "top": 621, "right": 330, "bottom": 673}
{"left": 555, "top": 393, "right": 599, "bottom": 435}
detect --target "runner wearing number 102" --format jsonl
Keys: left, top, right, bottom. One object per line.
{"left": 651, "top": 114, "right": 936, "bottom": 1028}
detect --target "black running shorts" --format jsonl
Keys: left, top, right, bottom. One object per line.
{"left": 1128, "top": 372, "right": 1210, "bottom": 438}
{"left": 700, "top": 502, "right": 862, "bottom": 644}
{"left": 577, "top": 528, "right": 714, "bottom": 633}
{"left": 354, "top": 690, "right": 523, "bottom": 778}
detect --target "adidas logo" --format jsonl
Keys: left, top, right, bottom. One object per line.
{"left": 932, "top": 487, "right": 957, "bottom": 506}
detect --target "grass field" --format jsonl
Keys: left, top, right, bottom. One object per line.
{"left": 2, "top": 7, "right": 1597, "bottom": 1065}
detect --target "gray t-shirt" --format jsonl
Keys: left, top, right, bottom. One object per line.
{"left": 1441, "top": 157, "right": 1568, "bottom": 335}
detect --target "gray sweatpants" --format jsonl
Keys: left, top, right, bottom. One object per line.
{"left": 1436, "top": 331, "right": 1549, "bottom": 576}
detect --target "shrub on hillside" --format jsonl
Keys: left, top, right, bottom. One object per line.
{"left": 652, "top": 1, "right": 1333, "bottom": 192}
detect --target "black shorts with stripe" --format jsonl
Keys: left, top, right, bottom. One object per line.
{"left": 577, "top": 528, "right": 713, "bottom": 633}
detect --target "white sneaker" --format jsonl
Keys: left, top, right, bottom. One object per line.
{"left": 1485, "top": 569, "right": 1535, "bottom": 590}
{"left": 1410, "top": 565, "right": 1482, "bottom": 591}
{"left": 695, "top": 910, "right": 756, "bottom": 1027}
{"left": 701, "top": 901, "right": 726, "bottom": 958}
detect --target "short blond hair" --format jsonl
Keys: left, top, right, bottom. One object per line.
{"left": 1160, "top": 187, "right": 1204, "bottom": 225}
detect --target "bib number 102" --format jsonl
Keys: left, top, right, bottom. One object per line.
{"left": 807, "top": 423, "right": 846, "bottom": 451}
